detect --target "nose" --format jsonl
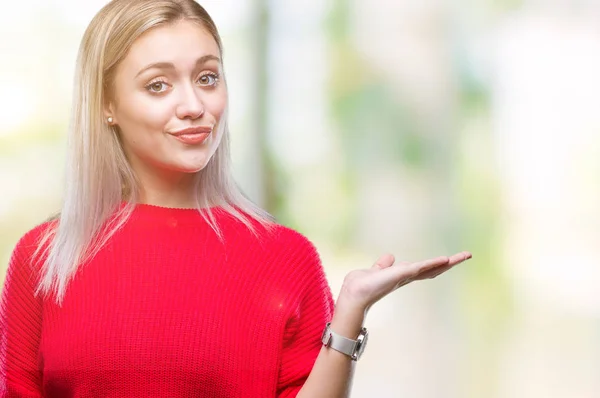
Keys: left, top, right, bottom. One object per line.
{"left": 175, "top": 85, "right": 205, "bottom": 120}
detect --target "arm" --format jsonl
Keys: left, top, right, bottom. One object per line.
{"left": 294, "top": 302, "right": 364, "bottom": 398}
{"left": 0, "top": 235, "right": 44, "bottom": 397}
{"left": 296, "top": 252, "right": 471, "bottom": 398}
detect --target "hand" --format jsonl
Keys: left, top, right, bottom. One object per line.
{"left": 336, "top": 251, "right": 472, "bottom": 314}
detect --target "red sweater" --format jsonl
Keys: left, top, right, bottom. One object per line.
{"left": 0, "top": 205, "right": 334, "bottom": 397}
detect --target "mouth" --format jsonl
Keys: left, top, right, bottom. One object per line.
{"left": 169, "top": 126, "right": 212, "bottom": 145}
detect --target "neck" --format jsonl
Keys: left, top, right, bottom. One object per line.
{"left": 139, "top": 186, "right": 197, "bottom": 209}
{"left": 131, "top": 162, "right": 200, "bottom": 209}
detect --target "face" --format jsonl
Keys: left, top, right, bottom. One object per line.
{"left": 106, "top": 20, "right": 227, "bottom": 179}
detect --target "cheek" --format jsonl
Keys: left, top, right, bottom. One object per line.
{"left": 119, "top": 97, "right": 172, "bottom": 132}
{"left": 206, "top": 91, "right": 228, "bottom": 121}
{"left": 115, "top": 99, "right": 173, "bottom": 153}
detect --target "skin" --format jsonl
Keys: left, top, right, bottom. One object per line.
{"left": 104, "top": 20, "right": 227, "bottom": 208}
{"left": 297, "top": 252, "right": 471, "bottom": 398}
{"left": 104, "top": 19, "right": 472, "bottom": 397}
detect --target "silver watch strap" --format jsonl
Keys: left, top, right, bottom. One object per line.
{"left": 327, "top": 327, "right": 358, "bottom": 355}
{"left": 322, "top": 322, "right": 368, "bottom": 361}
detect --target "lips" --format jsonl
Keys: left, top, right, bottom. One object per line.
{"left": 169, "top": 126, "right": 212, "bottom": 145}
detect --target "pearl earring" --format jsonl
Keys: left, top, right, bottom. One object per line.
{"left": 107, "top": 117, "right": 113, "bottom": 124}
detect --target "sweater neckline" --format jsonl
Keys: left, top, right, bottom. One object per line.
{"left": 128, "top": 202, "right": 224, "bottom": 224}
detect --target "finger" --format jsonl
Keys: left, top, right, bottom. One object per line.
{"left": 448, "top": 251, "right": 472, "bottom": 266}
{"left": 417, "top": 262, "right": 455, "bottom": 280}
{"left": 371, "top": 253, "right": 395, "bottom": 269}
{"left": 418, "top": 251, "right": 472, "bottom": 280}
{"left": 410, "top": 256, "right": 450, "bottom": 275}
{"left": 388, "top": 256, "right": 449, "bottom": 285}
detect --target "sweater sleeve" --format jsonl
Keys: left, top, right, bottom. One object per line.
{"left": 276, "top": 234, "right": 335, "bottom": 398}
{"left": 0, "top": 231, "right": 44, "bottom": 397}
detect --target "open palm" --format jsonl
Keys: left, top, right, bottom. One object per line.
{"left": 338, "top": 251, "right": 472, "bottom": 312}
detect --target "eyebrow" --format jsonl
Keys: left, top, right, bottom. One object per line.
{"left": 135, "top": 55, "right": 221, "bottom": 78}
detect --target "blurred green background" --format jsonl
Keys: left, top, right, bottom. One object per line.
{"left": 2, "top": 1, "right": 599, "bottom": 397}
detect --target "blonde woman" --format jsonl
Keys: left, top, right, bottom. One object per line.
{"left": 0, "top": 1, "right": 471, "bottom": 396}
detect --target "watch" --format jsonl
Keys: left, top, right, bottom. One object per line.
{"left": 321, "top": 322, "right": 369, "bottom": 361}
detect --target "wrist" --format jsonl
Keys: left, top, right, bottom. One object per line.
{"left": 330, "top": 300, "right": 366, "bottom": 340}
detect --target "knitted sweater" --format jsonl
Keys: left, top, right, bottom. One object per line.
{"left": 0, "top": 205, "right": 334, "bottom": 397}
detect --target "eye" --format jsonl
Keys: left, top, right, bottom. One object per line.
{"left": 197, "top": 72, "right": 219, "bottom": 87}
{"left": 145, "top": 79, "right": 169, "bottom": 94}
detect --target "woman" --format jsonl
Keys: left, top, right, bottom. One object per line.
{"left": 0, "top": 0, "right": 471, "bottom": 397}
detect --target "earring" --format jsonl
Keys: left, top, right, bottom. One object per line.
{"left": 107, "top": 117, "right": 113, "bottom": 124}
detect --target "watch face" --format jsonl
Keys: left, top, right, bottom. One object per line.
{"left": 355, "top": 328, "right": 369, "bottom": 359}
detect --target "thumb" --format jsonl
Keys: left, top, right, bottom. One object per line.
{"left": 371, "top": 253, "right": 395, "bottom": 269}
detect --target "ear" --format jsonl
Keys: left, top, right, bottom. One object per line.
{"left": 103, "top": 101, "right": 118, "bottom": 125}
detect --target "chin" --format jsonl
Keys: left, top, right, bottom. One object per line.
{"left": 174, "top": 158, "right": 213, "bottom": 173}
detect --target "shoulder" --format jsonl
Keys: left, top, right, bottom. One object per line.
{"left": 3, "top": 219, "right": 55, "bottom": 293}
{"left": 218, "top": 208, "right": 323, "bottom": 268}
{"left": 270, "top": 225, "right": 319, "bottom": 255}
{"left": 269, "top": 225, "right": 333, "bottom": 306}
{"left": 10, "top": 218, "right": 57, "bottom": 261}
{"left": 263, "top": 224, "right": 324, "bottom": 276}
{"left": 219, "top": 208, "right": 319, "bottom": 257}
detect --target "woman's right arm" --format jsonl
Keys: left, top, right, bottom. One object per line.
{"left": 0, "top": 234, "right": 44, "bottom": 397}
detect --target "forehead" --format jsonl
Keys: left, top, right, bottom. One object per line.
{"left": 121, "top": 20, "right": 220, "bottom": 73}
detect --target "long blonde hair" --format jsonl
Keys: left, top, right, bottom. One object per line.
{"left": 36, "top": 0, "right": 274, "bottom": 304}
